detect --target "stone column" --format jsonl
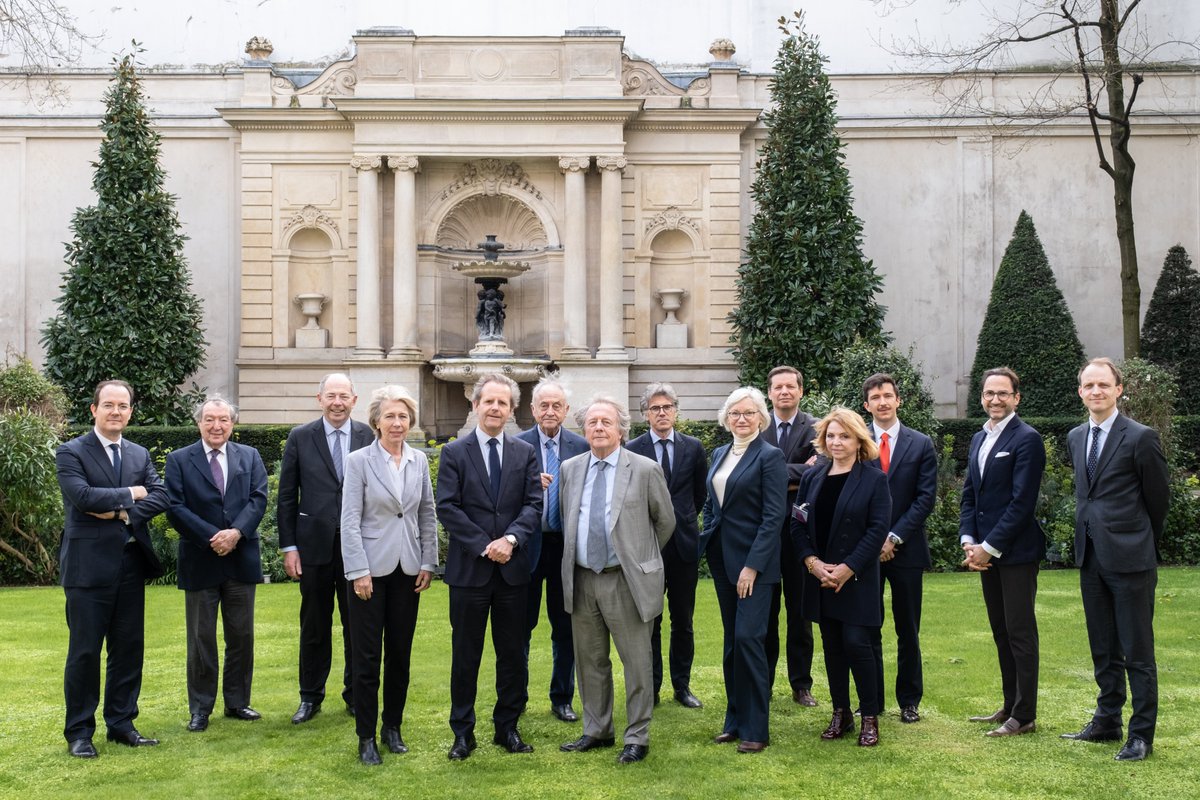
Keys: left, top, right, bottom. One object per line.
{"left": 388, "top": 155, "right": 422, "bottom": 360}
{"left": 596, "top": 155, "right": 628, "bottom": 360}
{"left": 351, "top": 155, "right": 384, "bottom": 358}
{"left": 559, "top": 156, "right": 590, "bottom": 358}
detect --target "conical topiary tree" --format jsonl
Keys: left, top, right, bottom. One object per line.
{"left": 1141, "top": 245, "right": 1200, "bottom": 414}
{"left": 729, "top": 11, "right": 886, "bottom": 392}
{"left": 968, "top": 211, "right": 1084, "bottom": 416}
{"left": 41, "top": 49, "right": 206, "bottom": 425}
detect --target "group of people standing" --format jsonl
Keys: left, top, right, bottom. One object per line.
{"left": 55, "top": 356, "right": 1167, "bottom": 767}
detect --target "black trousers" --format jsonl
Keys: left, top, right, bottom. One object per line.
{"left": 296, "top": 544, "right": 353, "bottom": 706}
{"left": 63, "top": 543, "right": 148, "bottom": 741}
{"left": 980, "top": 561, "right": 1039, "bottom": 723}
{"left": 767, "top": 530, "right": 813, "bottom": 691}
{"left": 524, "top": 530, "right": 575, "bottom": 708}
{"left": 874, "top": 563, "right": 924, "bottom": 711}
{"left": 184, "top": 579, "right": 256, "bottom": 715}
{"left": 710, "top": 553, "right": 773, "bottom": 743}
{"left": 652, "top": 543, "right": 699, "bottom": 694}
{"left": 819, "top": 618, "right": 882, "bottom": 717}
{"left": 348, "top": 570, "right": 421, "bottom": 739}
{"left": 1080, "top": 545, "right": 1158, "bottom": 743}
{"left": 449, "top": 571, "right": 527, "bottom": 737}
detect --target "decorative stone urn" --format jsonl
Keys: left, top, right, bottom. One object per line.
{"left": 709, "top": 38, "right": 736, "bottom": 62}
{"left": 654, "top": 288, "right": 689, "bottom": 348}
{"left": 245, "top": 37, "right": 274, "bottom": 62}
{"left": 293, "top": 292, "right": 328, "bottom": 348}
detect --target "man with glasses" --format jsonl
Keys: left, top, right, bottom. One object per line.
{"left": 960, "top": 367, "right": 1046, "bottom": 738}
{"left": 626, "top": 383, "right": 708, "bottom": 708}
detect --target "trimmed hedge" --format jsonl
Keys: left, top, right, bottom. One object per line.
{"left": 64, "top": 424, "right": 293, "bottom": 472}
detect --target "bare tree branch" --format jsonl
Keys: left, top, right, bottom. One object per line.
{"left": 0, "top": 0, "right": 95, "bottom": 69}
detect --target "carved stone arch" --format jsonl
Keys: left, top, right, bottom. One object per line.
{"left": 636, "top": 206, "right": 705, "bottom": 257}
{"left": 280, "top": 204, "right": 345, "bottom": 250}
{"left": 422, "top": 165, "right": 561, "bottom": 248}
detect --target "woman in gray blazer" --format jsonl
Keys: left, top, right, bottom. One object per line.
{"left": 341, "top": 385, "right": 438, "bottom": 765}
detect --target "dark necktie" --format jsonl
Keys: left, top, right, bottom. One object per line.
{"left": 331, "top": 428, "right": 345, "bottom": 482}
{"left": 109, "top": 443, "right": 122, "bottom": 480}
{"left": 545, "top": 439, "right": 561, "bottom": 530}
{"left": 658, "top": 438, "right": 672, "bottom": 484}
{"left": 488, "top": 438, "right": 502, "bottom": 498}
{"left": 587, "top": 461, "right": 609, "bottom": 572}
{"left": 1087, "top": 425, "right": 1102, "bottom": 482}
{"left": 879, "top": 432, "right": 890, "bottom": 474}
{"left": 210, "top": 449, "right": 225, "bottom": 497}
{"left": 778, "top": 421, "right": 791, "bottom": 454}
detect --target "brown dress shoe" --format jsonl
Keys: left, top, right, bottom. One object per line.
{"left": 858, "top": 716, "right": 879, "bottom": 747}
{"left": 712, "top": 731, "right": 737, "bottom": 744}
{"left": 737, "top": 740, "right": 767, "bottom": 753}
{"left": 986, "top": 717, "right": 1036, "bottom": 737}
{"left": 820, "top": 708, "right": 856, "bottom": 740}
{"left": 968, "top": 708, "right": 1009, "bottom": 723}
{"left": 792, "top": 688, "right": 818, "bottom": 707}
{"left": 900, "top": 705, "right": 920, "bottom": 724}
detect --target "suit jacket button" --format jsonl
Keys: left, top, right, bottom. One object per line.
{"left": 396, "top": 512, "right": 403, "bottom": 518}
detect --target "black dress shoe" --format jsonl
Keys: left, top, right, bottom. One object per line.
{"left": 68, "top": 738, "right": 98, "bottom": 758}
{"left": 382, "top": 725, "right": 408, "bottom": 754}
{"left": 291, "top": 702, "right": 321, "bottom": 724}
{"left": 359, "top": 737, "right": 382, "bottom": 766}
{"left": 617, "top": 743, "right": 649, "bottom": 764}
{"left": 106, "top": 728, "right": 159, "bottom": 747}
{"left": 1061, "top": 720, "right": 1123, "bottom": 742}
{"left": 551, "top": 704, "right": 579, "bottom": 722}
{"left": 187, "top": 713, "right": 209, "bottom": 732}
{"left": 493, "top": 729, "right": 534, "bottom": 753}
{"left": 1115, "top": 737, "right": 1152, "bottom": 762}
{"left": 713, "top": 731, "right": 737, "bottom": 744}
{"left": 674, "top": 688, "right": 703, "bottom": 709}
{"left": 900, "top": 705, "right": 921, "bottom": 724}
{"left": 560, "top": 734, "right": 615, "bottom": 752}
{"left": 448, "top": 734, "right": 477, "bottom": 761}
{"left": 792, "top": 688, "right": 818, "bottom": 707}
{"left": 224, "top": 706, "right": 262, "bottom": 721}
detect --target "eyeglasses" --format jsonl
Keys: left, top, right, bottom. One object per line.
{"left": 647, "top": 404, "right": 675, "bottom": 414}
{"left": 982, "top": 391, "right": 1014, "bottom": 400}
{"left": 727, "top": 411, "right": 758, "bottom": 420}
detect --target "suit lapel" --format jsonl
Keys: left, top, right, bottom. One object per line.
{"left": 190, "top": 442, "right": 221, "bottom": 493}
{"left": 350, "top": 423, "right": 373, "bottom": 453}
{"left": 365, "top": 444, "right": 404, "bottom": 506}
{"left": 465, "top": 435, "right": 494, "bottom": 503}
{"left": 888, "top": 423, "right": 912, "bottom": 476}
{"left": 310, "top": 421, "right": 339, "bottom": 482}
{"left": 980, "top": 418, "right": 1020, "bottom": 485}
{"left": 829, "top": 462, "right": 863, "bottom": 532}
{"left": 607, "top": 450, "right": 632, "bottom": 532}
{"left": 1091, "top": 415, "right": 1127, "bottom": 487}
{"left": 83, "top": 434, "right": 121, "bottom": 485}
{"left": 724, "top": 438, "right": 762, "bottom": 498}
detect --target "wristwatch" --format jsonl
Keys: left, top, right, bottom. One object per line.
{"left": 504, "top": 534, "right": 517, "bottom": 546}
{"left": 887, "top": 533, "right": 902, "bottom": 546}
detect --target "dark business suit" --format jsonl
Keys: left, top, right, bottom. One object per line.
{"left": 959, "top": 415, "right": 1046, "bottom": 723}
{"left": 277, "top": 417, "right": 373, "bottom": 708}
{"left": 761, "top": 412, "right": 818, "bottom": 693}
{"left": 516, "top": 424, "right": 588, "bottom": 710}
{"left": 700, "top": 437, "right": 787, "bottom": 743}
{"left": 627, "top": 429, "right": 708, "bottom": 696}
{"left": 868, "top": 422, "right": 937, "bottom": 712}
{"left": 166, "top": 440, "right": 268, "bottom": 715}
{"left": 57, "top": 432, "right": 169, "bottom": 743}
{"left": 1069, "top": 413, "right": 1169, "bottom": 744}
{"left": 436, "top": 432, "right": 542, "bottom": 739}
{"left": 793, "top": 460, "right": 892, "bottom": 716}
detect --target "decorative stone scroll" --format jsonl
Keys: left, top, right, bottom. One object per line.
{"left": 281, "top": 205, "right": 340, "bottom": 237}
{"left": 437, "top": 159, "right": 543, "bottom": 202}
{"left": 644, "top": 206, "right": 701, "bottom": 236}
{"left": 272, "top": 59, "right": 358, "bottom": 98}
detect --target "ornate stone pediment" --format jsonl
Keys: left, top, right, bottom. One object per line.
{"left": 282, "top": 204, "right": 340, "bottom": 236}
{"left": 437, "top": 159, "right": 542, "bottom": 202}
{"left": 644, "top": 206, "right": 701, "bottom": 236}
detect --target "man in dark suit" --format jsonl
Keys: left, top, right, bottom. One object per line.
{"left": 761, "top": 365, "right": 819, "bottom": 706}
{"left": 166, "top": 395, "right": 268, "bottom": 733}
{"left": 1062, "top": 357, "right": 1169, "bottom": 762}
{"left": 56, "top": 380, "right": 170, "bottom": 758}
{"left": 436, "top": 373, "right": 542, "bottom": 761}
{"left": 516, "top": 377, "right": 588, "bottom": 723}
{"left": 960, "top": 367, "right": 1046, "bottom": 738}
{"left": 277, "top": 373, "right": 373, "bottom": 724}
{"left": 625, "top": 382, "right": 708, "bottom": 709}
{"left": 862, "top": 373, "right": 938, "bottom": 724}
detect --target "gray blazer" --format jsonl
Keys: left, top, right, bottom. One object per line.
{"left": 560, "top": 448, "right": 675, "bottom": 623}
{"left": 341, "top": 441, "right": 438, "bottom": 580}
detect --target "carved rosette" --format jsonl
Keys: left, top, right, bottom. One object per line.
{"left": 282, "top": 205, "right": 340, "bottom": 236}
{"left": 350, "top": 155, "right": 383, "bottom": 172}
{"left": 645, "top": 206, "right": 701, "bottom": 236}
{"left": 388, "top": 155, "right": 420, "bottom": 173}
{"left": 438, "top": 159, "right": 543, "bottom": 201}
{"left": 595, "top": 155, "right": 627, "bottom": 173}
{"left": 558, "top": 156, "right": 590, "bottom": 173}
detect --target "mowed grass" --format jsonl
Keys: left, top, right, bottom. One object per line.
{"left": 2, "top": 569, "right": 1198, "bottom": 800}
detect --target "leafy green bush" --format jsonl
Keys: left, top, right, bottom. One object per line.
{"left": 1160, "top": 473, "right": 1200, "bottom": 565}
{"left": 1141, "top": 245, "right": 1200, "bottom": 414}
{"left": 1039, "top": 436, "right": 1078, "bottom": 566}
{"left": 926, "top": 434, "right": 965, "bottom": 572}
{"left": 1118, "top": 357, "right": 1179, "bottom": 463}
{"left": 829, "top": 338, "right": 939, "bottom": 439}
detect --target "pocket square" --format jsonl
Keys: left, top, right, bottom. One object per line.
{"left": 994, "top": 451, "right": 1011, "bottom": 458}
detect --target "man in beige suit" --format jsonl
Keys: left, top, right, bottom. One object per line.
{"left": 558, "top": 395, "right": 675, "bottom": 764}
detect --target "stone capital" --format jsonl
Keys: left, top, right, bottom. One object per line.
{"left": 388, "top": 155, "right": 420, "bottom": 173}
{"left": 350, "top": 154, "right": 383, "bottom": 172}
{"left": 558, "top": 156, "right": 591, "bottom": 173}
{"left": 596, "top": 155, "right": 627, "bottom": 172}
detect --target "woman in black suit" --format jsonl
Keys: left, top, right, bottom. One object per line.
{"left": 700, "top": 387, "right": 787, "bottom": 753}
{"left": 792, "top": 406, "right": 891, "bottom": 747}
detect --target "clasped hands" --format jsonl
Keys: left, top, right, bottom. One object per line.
{"left": 808, "top": 558, "right": 854, "bottom": 592}
{"left": 961, "top": 542, "right": 992, "bottom": 571}
{"left": 483, "top": 536, "right": 514, "bottom": 564}
{"left": 210, "top": 529, "right": 242, "bottom": 557}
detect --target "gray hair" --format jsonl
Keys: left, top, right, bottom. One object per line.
{"left": 193, "top": 394, "right": 239, "bottom": 424}
{"left": 717, "top": 386, "right": 770, "bottom": 432}
{"left": 318, "top": 372, "right": 355, "bottom": 395}
{"left": 531, "top": 376, "right": 571, "bottom": 406}
{"left": 575, "top": 394, "right": 632, "bottom": 440}
{"left": 367, "top": 385, "right": 418, "bottom": 435}
{"left": 470, "top": 372, "right": 521, "bottom": 407}
{"left": 639, "top": 382, "right": 678, "bottom": 414}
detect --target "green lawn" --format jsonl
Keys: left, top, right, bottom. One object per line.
{"left": 2, "top": 569, "right": 1198, "bottom": 799}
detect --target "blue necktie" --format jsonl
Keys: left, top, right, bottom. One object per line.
{"left": 587, "top": 461, "right": 609, "bottom": 572}
{"left": 1087, "top": 425, "right": 1102, "bottom": 482}
{"left": 331, "top": 428, "right": 345, "bottom": 482}
{"left": 109, "top": 443, "right": 122, "bottom": 480}
{"left": 545, "top": 439, "right": 561, "bottom": 530}
{"left": 488, "top": 438, "right": 502, "bottom": 498}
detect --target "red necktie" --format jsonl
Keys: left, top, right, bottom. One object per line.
{"left": 879, "top": 432, "right": 890, "bottom": 474}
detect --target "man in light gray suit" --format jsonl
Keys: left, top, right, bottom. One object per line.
{"left": 558, "top": 395, "right": 675, "bottom": 765}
